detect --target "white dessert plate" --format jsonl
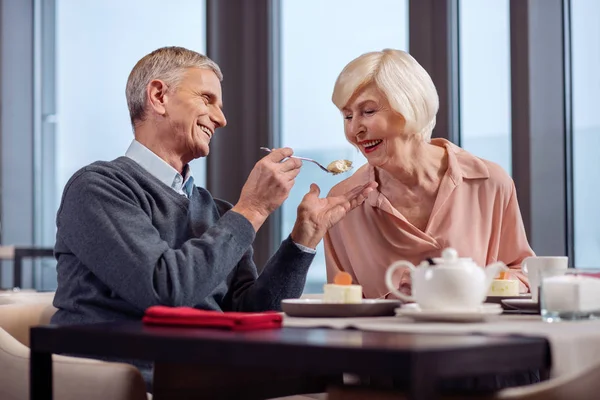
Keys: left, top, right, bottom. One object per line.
{"left": 395, "top": 303, "right": 503, "bottom": 323}
{"left": 486, "top": 294, "right": 532, "bottom": 308}
{"left": 501, "top": 298, "right": 539, "bottom": 311}
{"left": 486, "top": 293, "right": 531, "bottom": 302}
{"left": 281, "top": 299, "right": 401, "bottom": 318}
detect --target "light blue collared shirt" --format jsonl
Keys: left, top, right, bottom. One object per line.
{"left": 125, "top": 140, "right": 194, "bottom": 198}
{"left": 124, "top": 139, "right": 316, "bottom": 254}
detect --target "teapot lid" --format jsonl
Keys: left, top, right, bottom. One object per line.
{"left": 442, "top": 248, "right": 459, "bottom": 262}
{"left": 432, "top": 248, "right": 473, "bottom": 265}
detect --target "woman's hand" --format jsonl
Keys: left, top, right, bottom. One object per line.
{"left": 291, "top": 181, "right": 377, "bottom": 249}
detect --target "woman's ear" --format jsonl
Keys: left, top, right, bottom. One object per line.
{"left": 146, "top": 79, "right": 168, "bottom": 116}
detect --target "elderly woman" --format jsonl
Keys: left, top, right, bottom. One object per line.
{"left": 324, "top": 48, "right": 533, "bottom": 299}
{"left": 323, "top": 49, "right": 539, "bottom": 392}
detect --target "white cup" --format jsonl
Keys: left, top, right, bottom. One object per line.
{"left": 522, "top": 256, "right": 568, "bottom": 302}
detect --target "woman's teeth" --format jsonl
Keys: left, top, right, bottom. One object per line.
{"left": 362, "top": 140, "right": 382, "bottom": 148}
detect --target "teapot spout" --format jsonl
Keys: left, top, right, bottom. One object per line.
{"left": 484, "top": 262, "right": 508, "bottom": 292}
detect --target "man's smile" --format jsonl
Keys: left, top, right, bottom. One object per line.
{"left": 198, "top": 123, "right": 213, "bottom": 138}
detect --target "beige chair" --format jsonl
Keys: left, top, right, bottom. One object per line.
{"left": 0, "top": 303, "right": 149, "bottom": 400}
{"left": 0, "top": 290, "right": 56, "bottom": 306}
{"left": 485, "top": 365, "right": 600, "bottom": 400}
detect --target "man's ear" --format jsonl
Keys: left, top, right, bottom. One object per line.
{"left": 147, "top": 79, "right": 168, "bottom": 116}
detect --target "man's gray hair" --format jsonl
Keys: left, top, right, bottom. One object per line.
{"left": 126, "top": 46, "right": 222, "bottom": 127}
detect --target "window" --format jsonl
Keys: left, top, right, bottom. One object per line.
{"left": 458, "top": 0, "right": 511, "bottom": 174}
{"left": 37, "top": 0, "right": 206, "bottom": 289}
{"left": 280, "top": 0, "right": 409, "bottom": 293}
{"left": 571, "top": 0, "right": 600, "bottom": 268}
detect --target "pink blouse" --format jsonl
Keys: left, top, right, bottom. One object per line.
{"left": 324, "top": 139, "right": 533, "bottom": 298}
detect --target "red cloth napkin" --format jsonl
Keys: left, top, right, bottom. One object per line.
{"left": 143, "top": 305, "right": 283, "bottom": 331}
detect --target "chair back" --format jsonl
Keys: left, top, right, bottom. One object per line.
{"left": 0, "top": 302, "right": 57, "bottom": 346}
{"left": 0, "top": 303, "right": 149, "bottom": 400}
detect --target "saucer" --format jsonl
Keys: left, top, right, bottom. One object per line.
{"left": 501, "top": 299, "right": 539, "bottom": 311}
{"left": 395, "top": 303, "right": 503, "bottom": 323}
{"left": 281, "top": 299, "right": 401, "bottom": 318}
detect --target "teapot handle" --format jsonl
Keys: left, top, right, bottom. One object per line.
{"left": 521, "top": 257, "right": 533, "bottom": 275}
{"left": 385, "top": 260, "right": 417, "bottom": 303}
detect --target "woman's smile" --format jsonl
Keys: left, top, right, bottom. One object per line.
{"left": 360, "top": 139, "right": 383, "bottom": 153}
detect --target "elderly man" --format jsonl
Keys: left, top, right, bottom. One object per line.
{"left": 50, "top": 46, "right": 375, "bottom": 390}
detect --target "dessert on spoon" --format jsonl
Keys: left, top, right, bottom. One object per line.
{"left": 259, "top": 147, "right": 353, "bottom": 175}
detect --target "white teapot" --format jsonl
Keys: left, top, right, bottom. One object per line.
{"left": 385, "top": 248, "right": 506, "bottom": 310}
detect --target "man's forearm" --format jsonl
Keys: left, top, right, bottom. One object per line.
{"left": 229, "top": 236, "right": 314, "bottom": 312}
{"left": 230, "top": 204, "right": 268, "bottom": 232}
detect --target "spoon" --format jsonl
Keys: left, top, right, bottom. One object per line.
{"left": 259, "top": 147, "right": 353, "bottom": 175}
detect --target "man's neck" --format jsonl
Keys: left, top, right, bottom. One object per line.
{"left": 134, "top": 126, "right": 186, "bottom": 174}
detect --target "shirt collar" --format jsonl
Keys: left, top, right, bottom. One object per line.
{"left": 365, "top": 138, "right": 489, "bottom": 207}
{"left": 430, "top": 138, "right": 490, "bottom": 183}
{"left": 125, "top": 139, "right": 194, "bottom": 198}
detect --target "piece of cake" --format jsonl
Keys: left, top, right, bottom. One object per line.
{"left": 323, "top": 272, "right": 362, "bottom": 304}
{"left": 488, "top": 271, "right": 520, "bottom": 296}
{"left": 326, "top": 159, "right": 353, "bottom": 174}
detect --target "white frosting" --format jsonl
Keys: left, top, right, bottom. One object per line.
{"left": 488, "top": 279, "right": 520, "bottom": 296}
{"left": 323, "top": 284, "right": 362, "bottom": 304}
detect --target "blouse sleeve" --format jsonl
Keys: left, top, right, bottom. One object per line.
{"left": 497, "top": 183, "right": 536, "bottom": 291}
{"left": 324, "top": 231, "right": 345, "bottom": 283}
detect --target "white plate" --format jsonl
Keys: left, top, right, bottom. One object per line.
{"left": 281, "top": 299, "right": 401, "bottom": 318}
{"left": 486, "top": 293, "right": 531, "bottom": 304}
{"left": 501, "top": 298, "right": 539, "bottom": 311}
{"left": 395, "top": 303, "right": 503, "bottom": 322}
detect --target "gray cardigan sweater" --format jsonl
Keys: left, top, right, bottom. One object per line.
{"left": 51, "top": 156, "right": 313, "bottom": 326}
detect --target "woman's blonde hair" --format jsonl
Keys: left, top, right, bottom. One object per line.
{"left": 332, "top": 49, "right": 439, "bottom": 142}
{"left": 126, "top": 46, "right": 222, "bottom": 127}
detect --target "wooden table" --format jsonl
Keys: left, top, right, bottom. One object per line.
{"left": 30, "top": 321, "right": 550, "bottom": 400}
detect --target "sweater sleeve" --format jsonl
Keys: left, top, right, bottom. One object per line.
{"left": 56, "top": 170, "right": 256, "bottom": 310}
{"left": 225, "top": 236, "right": 314, "bottom": 312}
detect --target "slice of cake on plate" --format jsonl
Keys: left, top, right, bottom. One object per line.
{"left": 488, "top": 270, "right": 520, "bottom": 296}
{"left": 323, "top": 272, "right": 362, "bottom": 304}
